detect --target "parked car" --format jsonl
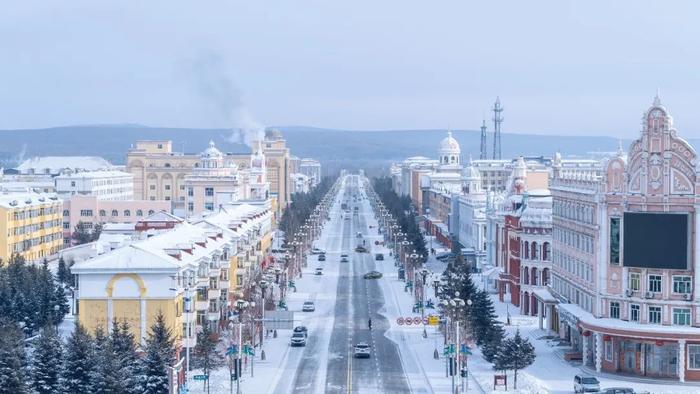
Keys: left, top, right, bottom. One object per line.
{"left": 290, "top": 332, "right": 307, "bottom": 347}
{"left": 375, "top": 253, "right": 384, "bottom": 261}
{"left": 435, "top": 252, "right": 454, "bottom": 261}
{"left": 340, "top": 257, "right": 349, "bottom": 263}
{"left": 315, "top": 267, "right": 323, "bottom": 275}
{"left": 353, "top": 343, "right": 371, "bottom": 358}
{"left": 293, "top": 326, "right": 308, "bottom": 337}
{"left": 302, "top": 301, "right": 316, "bottom": 312}
{"left": 318, "top": 254, "right": 326, "bottom": 261}
{"left": 340, "top": 253, "right": 349, "bottom": 258}
{"left": 574, "top": 375, "right": 600, "bottom": 393}
{"left": 364, "top": 271, "right": 383, "bottom": 279}
{"left": 601, "top": 388, "right": 635, "bottom": 394}
{"left": 355, "top": 246, "right": 368, "bottom": 253}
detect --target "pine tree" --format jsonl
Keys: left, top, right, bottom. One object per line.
{"left": 493, "top": 329, "right": 536, "bottom": 389}
{"left": 72, "top": 221, "right": 94, "bottom": 245}
{"left": 480, "top": 324, "right": 504, "bottom": 363}
{"left": 90, "top": 326, "right": 121, "bottom": 394}
{"left": 92, "top": 223, "right": 104, "bottom": 241}
{"left": 31, "top": 326, "right": 63, "bottom": 394}
{"left": 470, "top": 289, "right": 502, "bottom": 345}
{"left": 57, "top": 257, "right": 70, "bottom": 285}
{"left": 110, "top": 320, "right": 140, "bottom": 393}
{"left": 62, "top": 322, "right": 94, "bottom": 394}
{"left": 0, "top": 319, "right": 29, "bottom": 393}
{"left": 193, "top": 321, "right": 223, "bottom": 380}
{"left": 138, "top": 312, "right": 175, "bottom": 394}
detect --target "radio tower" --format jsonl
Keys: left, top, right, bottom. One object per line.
{"left": 492, "top": 97, "right": 503, "bottom": 160}
{"left": 479, "top": 118, "right": 488, "bottom": 159}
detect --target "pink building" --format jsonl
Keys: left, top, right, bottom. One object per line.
{"left": 62, "top": 195, "right": 170, "bottom": 244}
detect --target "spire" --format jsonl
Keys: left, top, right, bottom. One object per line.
{"left": 653, "top": 88, "right": 661, "bottom": 107}
{"left": 479, "top": 118, "right": 488, "bottom": 160}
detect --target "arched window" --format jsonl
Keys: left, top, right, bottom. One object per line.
{"left": 63, "top": 210, "right": 69, "bottom": 217}
{"left": 136, "top": 209, "right": 143, "bottom": 216}
{"left": 524, "top": 241, "right": 530, "bottom": 259}
{"left": 148, "top": 210, "right": 155, "bottom": 215}
{"left": 523, "top": 267, "right": 529, "bottom": 285}
{"left": 531, "top": 242, "right": 539, "bottom": 260}
{"left": 111, "top": 209, "right": 118, "bottom": 217}
{"left": 124, "top": 210, "right": 131, "bottom": 217}
{"left": 531, "top": 268, "right": 538, "bottom": 286}
{"left": 99, "top": 210, "right": 106, "bottom": 217}
{"left": 543, "top": 242, "right": 551, "bottom": 261}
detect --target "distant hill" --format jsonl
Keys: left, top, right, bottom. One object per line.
{"left": 2, "top": 124, "right": 691, "bottom": 175}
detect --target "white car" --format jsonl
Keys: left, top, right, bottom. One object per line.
{"left": 310, "top": 248, "right": 326, "bottom": 255}
{"left": 290, "top": 332, "right": 307, "bottom": 347}
{"left": 302, "top": 301, "right": 315, "bottom": 312}
{"left": 574, "top": 375, "right": 600, "bottom": 393}
{"left": 353, "top": 343, "right": 371, "bottom": 358}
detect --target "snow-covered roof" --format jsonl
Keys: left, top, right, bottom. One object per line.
{"left": 0, "top": 192, "right": 61, "bottom": 209}
{"left": 16, "top": 156, "right": 113, "bottom": 174}
{"left": 140, "top": 210, "right": 184, "bottom": 223}
{"left": 55, "top": 170, "right": 132, "bottom": 179}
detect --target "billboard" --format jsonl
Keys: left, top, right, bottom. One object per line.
{"left": 623, "top": 212, "right": 689, "bottom": 269}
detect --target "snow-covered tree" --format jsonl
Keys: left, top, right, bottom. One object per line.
{"left": 62, "top": 322, "right": 94, "bottom": 393}
{"left": 57, "top": 257, "right": 73, "bottom": 286}
{"left": 31, "top": 326, "right": 63, "bottom": 394}
{"left": 110, "top": 320, "right": 140, "bottom": 393}
{"left": 193, "top": 321, "right": 223, "bottom": 386}
{"left": 90, "top": 326, "right": 121, "bottom": 394}
{"left": 493, "top": 329, "right": 536, "bottom": 389}
{"left": 0, "top": 319, "right": 29, "bottom": 393}
{"left": 138, "top": 312, "right": 175, "bottom": 394}
{"left": 470, "top": 289, "right": 503, "bottom": 346}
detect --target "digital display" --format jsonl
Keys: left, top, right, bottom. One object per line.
{"left": 623, "top": 212, "right": 689, "bottom": 269}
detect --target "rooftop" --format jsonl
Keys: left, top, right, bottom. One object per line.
{"left": 0, "top": 192, "right": 61, "bottom": 209}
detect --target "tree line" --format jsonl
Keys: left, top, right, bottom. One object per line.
{"left": 0, "top": 313, "right": 176, "bottom": 394}
{"left": 279, "top": 176, "right": 335, "bottom": 241}
{"left": 371, "top": 176, "right": 428, "bottom": 260}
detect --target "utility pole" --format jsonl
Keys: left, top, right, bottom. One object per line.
{"left": 492, "top": 97, "right": 504, "bottom": 160}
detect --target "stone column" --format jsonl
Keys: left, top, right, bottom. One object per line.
{"left": 595, "top": 332, "right": 603, "bottom": 373}
{"left": 538, "top": 301, "right": 544, "bottom": 330}
{"left": 582, "top": 333, "right": 589, "bottom": 366}
{"left": 679, "top": 339, "right": 686, "bottom": 382}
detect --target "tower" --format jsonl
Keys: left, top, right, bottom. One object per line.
{"left": 479, "top": 119, "right": 488, "bottom": 160}
{"left": 492, "top": 97, "right": 503, "bottom": 160}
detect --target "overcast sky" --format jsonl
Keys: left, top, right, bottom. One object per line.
{"left": 1, "top": 1, "right": 699, "bottom": 136}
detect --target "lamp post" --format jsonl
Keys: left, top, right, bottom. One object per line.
{"left": 233, "top": 300, "right": 249, "bottom": 394}
{"left": 419, "top": 268, "right": 429, "bottom": 319}
{"left": 441, "top": 292, "right": 466, "bottom": 391}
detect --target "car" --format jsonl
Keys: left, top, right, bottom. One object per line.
{"left": 375, "top": 253, "right": 384, "bottom": 261}
{"left": 293, "top": 326, "right": 308, "bottom": 337}
{"left": 340, "top": 257, "right": 349, "bottom": 263}
{"left": 302, "top": 301, "right": 315, "bottom": 312}
{"left": 355, "top": 246, "right": 368, "bottom": 253}
{"left": 364, "top": 271, "right": 383, "bottom": 279}
{"left": 341, "top": 253, "right": 349, "bottom": 258}
{"left": 318, "top": 254, "right": 326, "bottom": 261}
{"left": 356, "top": 232, "right": 363, "bottom": 238}
{"left": 353, "top": 343, "right": 371, "bottom": 358}
{"left": 315, "top": 267, "right": 323, "bottom": 275}
{"left": 600, "top": 388, "right": 635, "bottom": 394}
{"left": 290, "top": 332, "right": 307, "bottom": 347}
{"left": 344, "top": 216, "right": 350, "bottom": 220}
{"left": 574, "top": 375, "right": 600, "bottom": 393}
{"left": 311, "top": 248, "right": 326, "bottom": 255}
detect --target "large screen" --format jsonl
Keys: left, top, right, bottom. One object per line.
{"left": 623, "top": 212, "right": 689, "bottom": 269}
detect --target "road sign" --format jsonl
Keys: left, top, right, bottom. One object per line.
{"left": 193, "top": 375, "right": 208, "bottom": 381}
{"left": 405, "top": 318, "right": 413, "bottom": 325}
{"left": 422, "top": 317, "right": 429, "bottom": 325}
{"left": 428, "top": 316, "right": 439, "bottom": 326}
{"left": 397, "top": 317, "right": 404, "bottom": 325}
{"left": 226, "top": 345, "right": 238, "bottom": 356}
{"left": 413, "top": 316, "right": 421, "bottom": 325}
{"left": 460, "top": 344, "right": 472, "bottom": 355}
{"left": 264, "top": 311, "right": 295, "bottom": 330}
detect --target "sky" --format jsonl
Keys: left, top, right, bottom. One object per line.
{"left": 1, "top": 0, "right": 699, "bottom": 136}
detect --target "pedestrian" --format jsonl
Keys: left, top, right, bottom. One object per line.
{"left": 368, "top": 318, "right": 372, "bottom": 330}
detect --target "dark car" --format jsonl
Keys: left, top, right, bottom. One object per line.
{"left": 355, "top": 246, "right": 368, "bottom": 253}
{"left": 318, "top": 254, "right": 326, "bottom": 261}
{"left": 364, "top": 271, "right": 383, "bottom": 279}
{"left": 375, "top": 253, "right": 384, "bottom": 261}
{"left": 293, "top": 326, "right": 308, "bottom": 337}
{"left": 340, "top": 257, "right": 349, "bottom": 263}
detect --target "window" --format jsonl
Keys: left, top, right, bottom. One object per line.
{"left": 205, "top": 187, "right": 214, "bottom": 197}
{"left": 180, "top": 185, "right": 185, "bottom": 190}
{"left": 609, "top": 217, "right": 620, "bottom": 265}
{"left": 648, "top": 274, "right": 662, "bottom": 293}
{"left": 150, "top": 196, "right": 155, "bottom": 201}
{"left": 188, "top": 202, "right": 194, "bottom": 212}
{"left": 629, "top": 272, "right": 640, "bottom": 291}
{"left": 136, "top": 209, "right": 143, "bottom": 217}
{"left": 630, "top": 304, "right": 640, "bottom": 322}
{"left": 673, "top": 308, "right": 691, "bottom": 326}
{"left": 187, "top": 187, "right": 194, "bottom": 197}
{"left": 150, "top": 185, "right": 156, "bottom": 190}
{"left": 165, "top": 196, "right": 171, "bottom": 201}
{"left": 604, "top": 340, "right": 613, "bottom": 362}
{"left": 673, "top": 276, "right": 692, "bottom": 294}
{"left": 63, "top": 210, "right": 70, "bottom": 217}
{"left": 609, "top": 301, "right": 620, "bottom": 319}
{"left": 165, "top": 184, "right": 171, "bottom": 190}
{"left": 123, "top": 210, "right": 130, "bottom": 217}
{"left": 205, "top": 202, "right": 214, "bottom": 211}
{"left": 63, "top": 222, "right": 70, "bottom": 229}
{"left": 148, "top": 210, "right": 155, "bottom": 215}
{"left": 689, "top": 345, "right": 700, "bottom": 370}
{"left": 111, "top": 209, "right": 118, "bottom": 217}
{"left": 164, "top": 163, "right": 171, "bottom": 168}
{"left": 99, "top": 209, "right": 106, "bottom": 217}
{"left": 79, "top": 209, "right": 93, "bottom": 217}
{"left": 70, "top": 181, "right": 76, "bottom": 187}
{"left": 648, "top": 306, "right": 661, "bottom": 324}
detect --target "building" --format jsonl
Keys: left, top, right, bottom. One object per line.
{"left": 260, "top": 129, "right": 291, "bottom": 210}
{"left": 548, "top": 96, "right": 700, "bottom": 382}
{"left": 299, "top": 158, "right": 322, "bottom": 188}
{"left": 16, "top": 156, "right": 114, "bottom": 176}
{"left": 290, "top": 173, "right": 311, "bottom": 194}
{"left": 62, "top": 195, "right": 170, "bottom": 244}
{"left": 184, "top": 141, "right": 243, "bottom": 216}
{"left": 55, "top": 170, "right": 134, "bottom": 201}
{"left": 0, "top": 174, "right": 55, "bottom": 193}
{"left": 0, "top": 192, "right": 63, "bottom": 262}
{"left": 452, "top": 161, "right": 488, "bottom": 267}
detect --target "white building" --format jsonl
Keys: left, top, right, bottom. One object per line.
{"left": 16, "top": 156, "right": 114, "bottom": 176}
{"left": 55, "top": 170, "right": 134, "bottom": 200}
{"left": 290, "top": 173, "right": 311, "bottom": 194}
{"left": 299, "top": 158, "right": 322, "bottom": 188}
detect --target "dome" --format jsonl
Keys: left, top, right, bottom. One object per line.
{"left": 439, "top": 131, "right": 461, "bottom": 154}
{"left": 201, "top": 140, "right": 222, "bottom": 158}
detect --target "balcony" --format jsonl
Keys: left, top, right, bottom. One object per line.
{"left": 208, "top": 288, "right": 221, "bottom": 300}
{"left": 220, "top": 280, "right": 230, "bottom": 290}
{"left": 195, "top": 299, "right": 210, "bottom": 311}
{"left": 209, "top": 266, "right": 221, "bottom": 277}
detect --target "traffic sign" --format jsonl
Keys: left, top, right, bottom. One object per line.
{"left": 460, "top": 344, "right": 472, "bottom": 355}
{"left": 405, "top": 318, "right": 413, "bottom": 325}
{"left": 413, "top": 316, "right": 421, "bottom": 325}
{"left": 226, "top": 345, "right": 238, "bottom": 356}
{"left": 422, "top": 317, "right": 429, "bottom": 325}
{"left": 397, "top": 317, "right": 404, "bottom": 325}
{"left": 428, "top": 316, "right": 439, "bottom": 326}
{"left": 193, "top": 375, "right": 208, "bottom": 381}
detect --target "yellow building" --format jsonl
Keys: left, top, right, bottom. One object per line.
{"left": 0, "top": 193, "right": 63, "bottom": 262}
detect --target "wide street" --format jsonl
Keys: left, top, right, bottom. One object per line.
{"left": 275, "top": 175, "right": 410, "bottom": 393}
